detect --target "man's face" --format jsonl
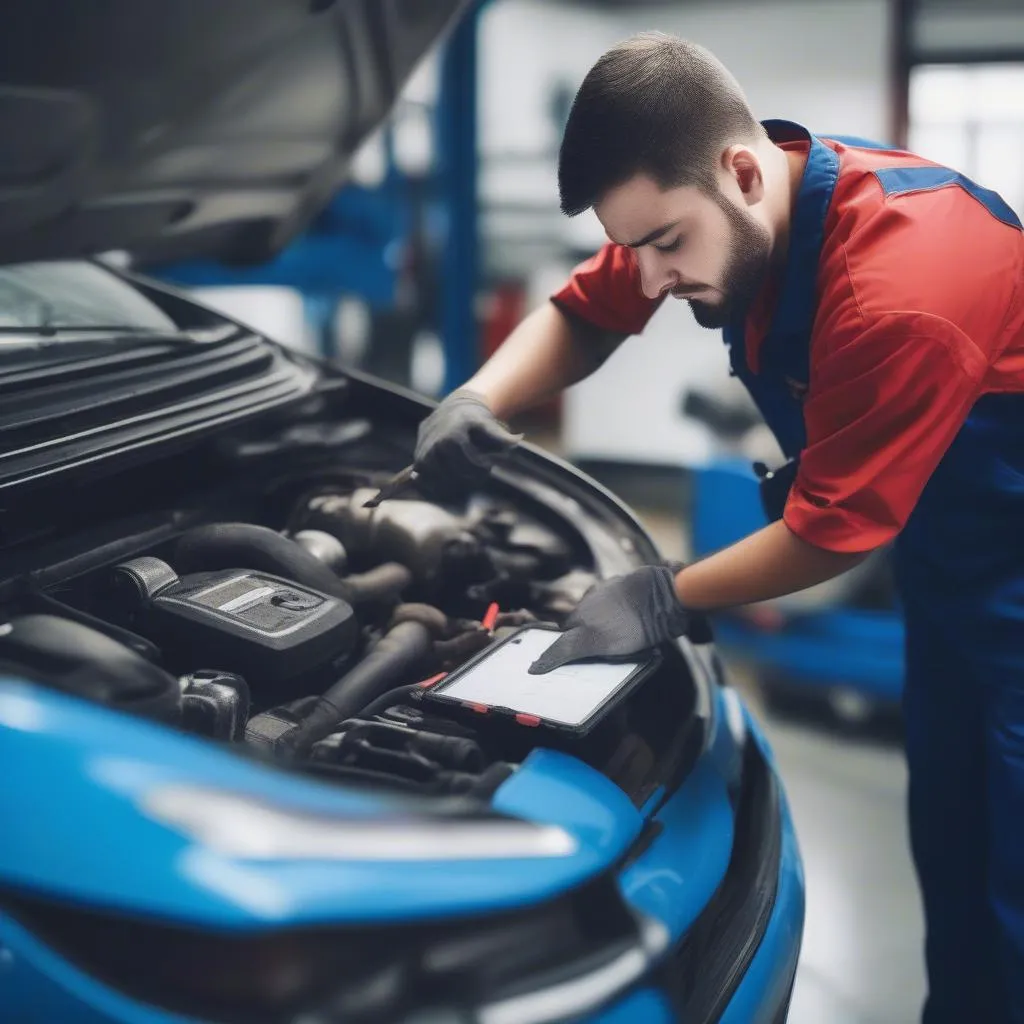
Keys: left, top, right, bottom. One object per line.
{"left": 595, "top": 172, "right": 772, "bottom": 329}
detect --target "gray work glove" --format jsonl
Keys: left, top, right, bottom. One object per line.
{"left": 414, "top": 389, "right": 523, "bottom": 499}
{"left": 529, "top": 564, "right": 689, "bottom": 674}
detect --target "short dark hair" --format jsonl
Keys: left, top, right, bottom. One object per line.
{"left": 558, "top": 32, "right": 763, "bottom": 216}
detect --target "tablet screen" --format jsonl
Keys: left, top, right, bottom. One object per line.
{"left": 432, "top": 627, "right": 644, "bottom": 727}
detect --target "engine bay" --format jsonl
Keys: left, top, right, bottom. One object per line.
{"left": 0, "top": 460, "right": 701, "bottom": 808}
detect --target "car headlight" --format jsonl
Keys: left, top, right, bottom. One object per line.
{"left": 1, "top": 875, "right": 667, "bottom": 1024}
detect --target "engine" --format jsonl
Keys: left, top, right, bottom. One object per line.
{"left": 0, "top": 480, "right": 699, "bottom": 801}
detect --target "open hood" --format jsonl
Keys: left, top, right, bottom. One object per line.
{"left": 0, "top": 0, "right": 467, "bottom": 266}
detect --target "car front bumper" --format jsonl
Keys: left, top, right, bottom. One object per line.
{"left": 0, "top": 689, "right": 803, "bottom": 1024}
{"left": 590, "top": 690, "right": 805, "bottom": 1024}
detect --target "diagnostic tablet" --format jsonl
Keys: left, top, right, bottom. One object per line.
{"left": 422, "top": 625, "right": 661, "bottom": 735}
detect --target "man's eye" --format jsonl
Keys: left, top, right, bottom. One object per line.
{"left": 654, "top": 236, "right": 682, "bottom": 253}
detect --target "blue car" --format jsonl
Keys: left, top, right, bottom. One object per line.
{"left": 0, "top": 3, "right": 803, "bottom": 1022}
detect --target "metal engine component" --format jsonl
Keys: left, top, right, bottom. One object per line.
{"left": 291, "top": 529, "right": 348, "bottom": 575}
{"left": 296, "top": 490, "right": 488, "bottom": 588}
{"left": 529, "top": 569, "right": 600, "bottom": 619}
{"left": 179, "top": 670, "right": 251, "bottom": 741}
{"left": 307, "top": 719, "right": 503, "bottom": 796}
{"left": 467, "top": 503, "right": 574, "bottom": 577}
{"left": 292, "top": 491, "right": 580, "bottom": 620}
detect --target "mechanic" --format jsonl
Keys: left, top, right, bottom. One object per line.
{"left": 412, "top": 32, "right": 1024, "bottom": 1023}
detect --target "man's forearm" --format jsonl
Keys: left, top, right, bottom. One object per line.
{"left": 465, "top": 301, "right": 624, "bottom": 421}
{"left": 674, "top": 519, "right": 871, "bottom": 611}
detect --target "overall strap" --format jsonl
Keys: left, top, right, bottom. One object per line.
{"left": 722, "top": 121, "right": 841, "bottom": 458}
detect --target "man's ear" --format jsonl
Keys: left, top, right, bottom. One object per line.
{"left": 721, "top": 144, "right": 764, "bottom": 206}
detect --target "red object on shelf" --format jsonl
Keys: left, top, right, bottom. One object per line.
{"left": 480, "top": 281, "right": 525, "bottom": 361}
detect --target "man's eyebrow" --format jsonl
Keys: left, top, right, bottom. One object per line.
{"left": 621, "top": 220, "right": 680, "bottom": 249}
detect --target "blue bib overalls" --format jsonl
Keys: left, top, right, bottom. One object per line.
{"left": 730, "top": 128, "right": 1024, "bottom": 1022}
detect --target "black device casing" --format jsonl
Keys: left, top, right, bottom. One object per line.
{"left": 420, "top": 624, "right": 663, "bottom": 739}
{"left": 126, "top": 566, "right": 358, "bottom": 692}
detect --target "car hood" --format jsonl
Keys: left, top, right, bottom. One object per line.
{"left": 0, "top": 677, "right": 644, "bottom": 927}
{"left": 0, "top": 0, "right": 467, "bottom": 266}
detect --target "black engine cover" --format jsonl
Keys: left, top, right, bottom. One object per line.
{"left": 113, "top": 557, "right": 358, "bottom": 694}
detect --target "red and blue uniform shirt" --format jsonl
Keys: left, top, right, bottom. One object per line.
{"left": 551, "top": 120, "right": 1024, "bottom": 569}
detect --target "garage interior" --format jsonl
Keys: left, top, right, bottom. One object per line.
{"left": 171, "top": 4, "right": 1018, "bottom": 1017}
{"left": 163, "top": 2, "right": 1021, "bottom": 1021}
{"left": 2, "top": 1, "right": 1022, "bottom": 1022}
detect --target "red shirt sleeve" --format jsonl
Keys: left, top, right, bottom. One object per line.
{"left": 551, "top": 242, "right": 664, "bottom": 336}
{"left": 784, "top": 310, "right": 988, "bottom": 553}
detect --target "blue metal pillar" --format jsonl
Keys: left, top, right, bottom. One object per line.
{"left": 437, "top": 1, "right": 482, "bottom": 394}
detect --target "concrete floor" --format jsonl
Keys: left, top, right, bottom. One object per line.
{"left": 635, "top": 507, "right": 927, "bottom": 1024}
{"left": 742, "top": 683, "right": 925, "bottom": 1023}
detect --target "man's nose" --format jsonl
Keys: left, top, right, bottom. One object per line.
{"left": 636, "top": 250, "right": 674, "bottom": 300}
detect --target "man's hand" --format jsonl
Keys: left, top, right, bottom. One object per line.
{"left": 414, "top": 390, "right": 523, "bottom": 499}
{"left": 529, "top": 565, "right": 689, "bottom": 673}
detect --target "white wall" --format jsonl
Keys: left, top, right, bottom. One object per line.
{"left": 621, "top": 0, "right": 892, "bottom": 141}
{"left": 477, "top": 0, "right": 892, "bottom": 466}
{"left": 479, "top": 1, "right": 612, "bottom": 157}
{"left": 477, "top": 0, "right": 623, "bottom": 267}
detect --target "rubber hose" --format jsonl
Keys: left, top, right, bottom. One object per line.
{"left": 358, "top": 682, "right": 424, "bottom": 719}
{"left": 410, "top": 732, "right": 484, "bottom": 772}
{"left": 390, "top": 602, "right": 449, "bottom": 635}
{"left": 433, "top": 630, "right": 493, "bottom": 668}
{"left": 174, "top": 523, "right": 353, "bottom": 602}
{"left": 343, "top": 562, "right": 414, "bottom": 605}
{"left": 290, "top": 620, "right": 433, "bottom": 751}
{"left": 350, "top": 603, "right": 450, "bottom": 717}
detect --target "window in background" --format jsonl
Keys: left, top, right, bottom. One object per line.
{"left": 908, "top": 63, "right": 1024, "bottom": 218}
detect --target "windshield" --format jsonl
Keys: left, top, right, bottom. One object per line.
{"left": 0, "top": 261, "right": 179, "bottom": 333}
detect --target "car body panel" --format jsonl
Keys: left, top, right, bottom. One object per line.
{"left": 491, "top": 748, "right": 644, "bottom": 863}
{"left": 621, "top": 750, "right": 735, "bottom": 944}
{"left": 588, "top": 988, "right": 678, "bottom": 1024}
{"left": 0, "top": 677, "right": 650, "bottom": 926}
{"left": 0, "top": 0, "right": 469, "bottom": 265}
{"left": 0, "top": 260, "right": 805, "bottom": 1020}
{"left": 0, "top": 678, "right": 803, "bottom": 1024}
{"left": 0, "top": 670, "right": 743, "bottom": 933}
{"left": 718, "top": 709, "right": 805, "bottom": 1024}
{"left": 610, "top": 692, "right": 804, "bottom": 1024}
{"left": 0, "top": 910, "right": 191, "bottom": 1024}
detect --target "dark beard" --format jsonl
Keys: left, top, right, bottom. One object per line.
{"left": 688, "top": 192, "right": 772, "bottom": 330}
